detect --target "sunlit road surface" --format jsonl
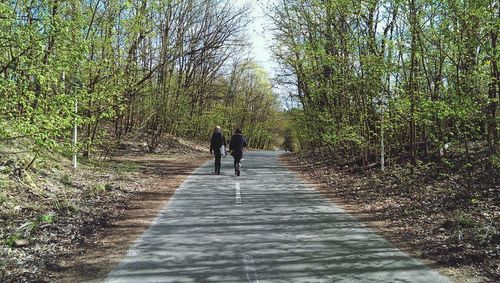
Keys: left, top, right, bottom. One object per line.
{"left": 105, "top": 151, "right": 451, "bottom": 283}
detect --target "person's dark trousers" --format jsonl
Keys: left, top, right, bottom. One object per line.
{"left": 214, "top": 151, "right": 222, "bottom": 174}
{"left": 233, "top": 155, "right": 242, "bottom": 174}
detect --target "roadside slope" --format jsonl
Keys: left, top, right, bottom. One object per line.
{"left": 0, "top": 136, "right": 209, "bottom": 282}
{"left": 50, "top": 154, "right": 209, "bottom": 282}
{"left": 281, "top": 152, "right": 498, "bottom": 282}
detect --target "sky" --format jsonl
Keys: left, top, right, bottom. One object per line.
{"left": 233, "top": 0, "right": 296, "bottom": 109}
{"left": 234, "top": 0, "right": 277, "bottom": 77}
{"left": 231, "top": 0, "right": 302, "bottom": 110}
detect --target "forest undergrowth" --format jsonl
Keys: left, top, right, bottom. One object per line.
{"left": 282, "top": 143, "right": 499, "bottom": 282}
{"left": 0, "top": 135, "right": 206, "bottom": 282}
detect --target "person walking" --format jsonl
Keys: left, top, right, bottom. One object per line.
{"left": 229, "top": 128, "right": 247, "bottom": 176}
{"left": 210, "top": 126, "right": 226, "bottom": 175}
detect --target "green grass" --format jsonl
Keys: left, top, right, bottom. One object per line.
{"left": 81, "top": 158, "right": 138, "bottom": 175}
{"left": 93, "top": 183, "right": 106, "bottom": 194}
{"left": 0, "top": 192, "right": 6, "bottom": 206}
{"left": 91, "top": 182, "right": 117, "bottom": 194}
{"left": 38, "top": 213, "right": 55, "bottom": 224}
{"left": 53, "top": 199, "right": 79, "bottom": 214}
{"left": 490, "top": 154, "right": 500, "bottom": 169}
{"left": 3, "top": 233, "right": 21, "bottom": 247}
{"left": 60, "top": 173, "right": 73, "bottom": 186}
{"left": 119, "top": 161, "right": 138, "bottom": 172}
{"left": 453, "top": 211, "right": 476, "bottom": 228}
{"left": 0, "top": 175, "right": 10, "bottom": 206}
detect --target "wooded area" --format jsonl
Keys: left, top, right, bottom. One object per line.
{"left": 272, "top": 2, "right": 498, "bottom": 279}
{"left": 0, "top": 0, "right": 498, "bottom": 281}
{"left": 0, "top": 0, "right": 282, "bottom": 164}
{"left": 271, "top": 0, "right": 498, "bottom": 166}
{"left": 2, "top": 0, "right": 497, "bottom": 166}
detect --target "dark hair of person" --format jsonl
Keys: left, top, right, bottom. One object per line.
{"left": 235, "top": 128, "right": 242, "bottom": 134}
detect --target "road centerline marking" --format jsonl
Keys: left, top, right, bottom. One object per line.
{"left": 242, "top": 253, "right": 259, "bottom": 283}
{"left": 235, "top": 182, "right": 242, "bottom": 204}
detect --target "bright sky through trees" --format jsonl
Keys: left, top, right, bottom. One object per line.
{"left": 235, "top": 0, "right": 277, "bottom": 77}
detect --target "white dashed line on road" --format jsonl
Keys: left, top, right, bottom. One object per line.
{"left": 242, "top": 253, "right": 259, "bottom": 283}
{"left": 235, "top": 182, "right": 242, "bottom": 204}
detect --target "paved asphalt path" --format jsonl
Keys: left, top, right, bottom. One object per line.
{"left": 105, "top": 151, "right": 451, "bottom": 283}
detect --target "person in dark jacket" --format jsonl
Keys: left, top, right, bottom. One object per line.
{"left": 210, "top": 126, "right": 226, "bottom": 175}
{"left": 229, "top": 128, "right": 247, "bottom": 176}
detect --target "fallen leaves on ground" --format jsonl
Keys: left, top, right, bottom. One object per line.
{"left": 281, "top": 150, "right": 499, "bottom": 282}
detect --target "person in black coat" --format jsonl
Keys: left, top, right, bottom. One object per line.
{"left": 210, "top": 126, "right": 226, "bottom": 175}
{"left": 229, "top": 128, "right": 247, "bottom": 176}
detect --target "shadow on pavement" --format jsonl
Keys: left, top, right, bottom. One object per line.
{"left": 105, "top": 151, "right": 451, "bottom": 283}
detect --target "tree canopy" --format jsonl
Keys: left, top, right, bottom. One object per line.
{"left": 270, "top": 0, "right": 498, "bottom": 165}
{"left": 0, "top": 0, "right": 283, "bottom": 162}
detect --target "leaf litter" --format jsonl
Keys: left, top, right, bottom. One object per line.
{"left": 281, "top": 150, "right": 499, "bottom": 282}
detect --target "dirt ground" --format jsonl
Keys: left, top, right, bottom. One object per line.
{"left": 49, "top": 153, "right": 210, "bottom": 282}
